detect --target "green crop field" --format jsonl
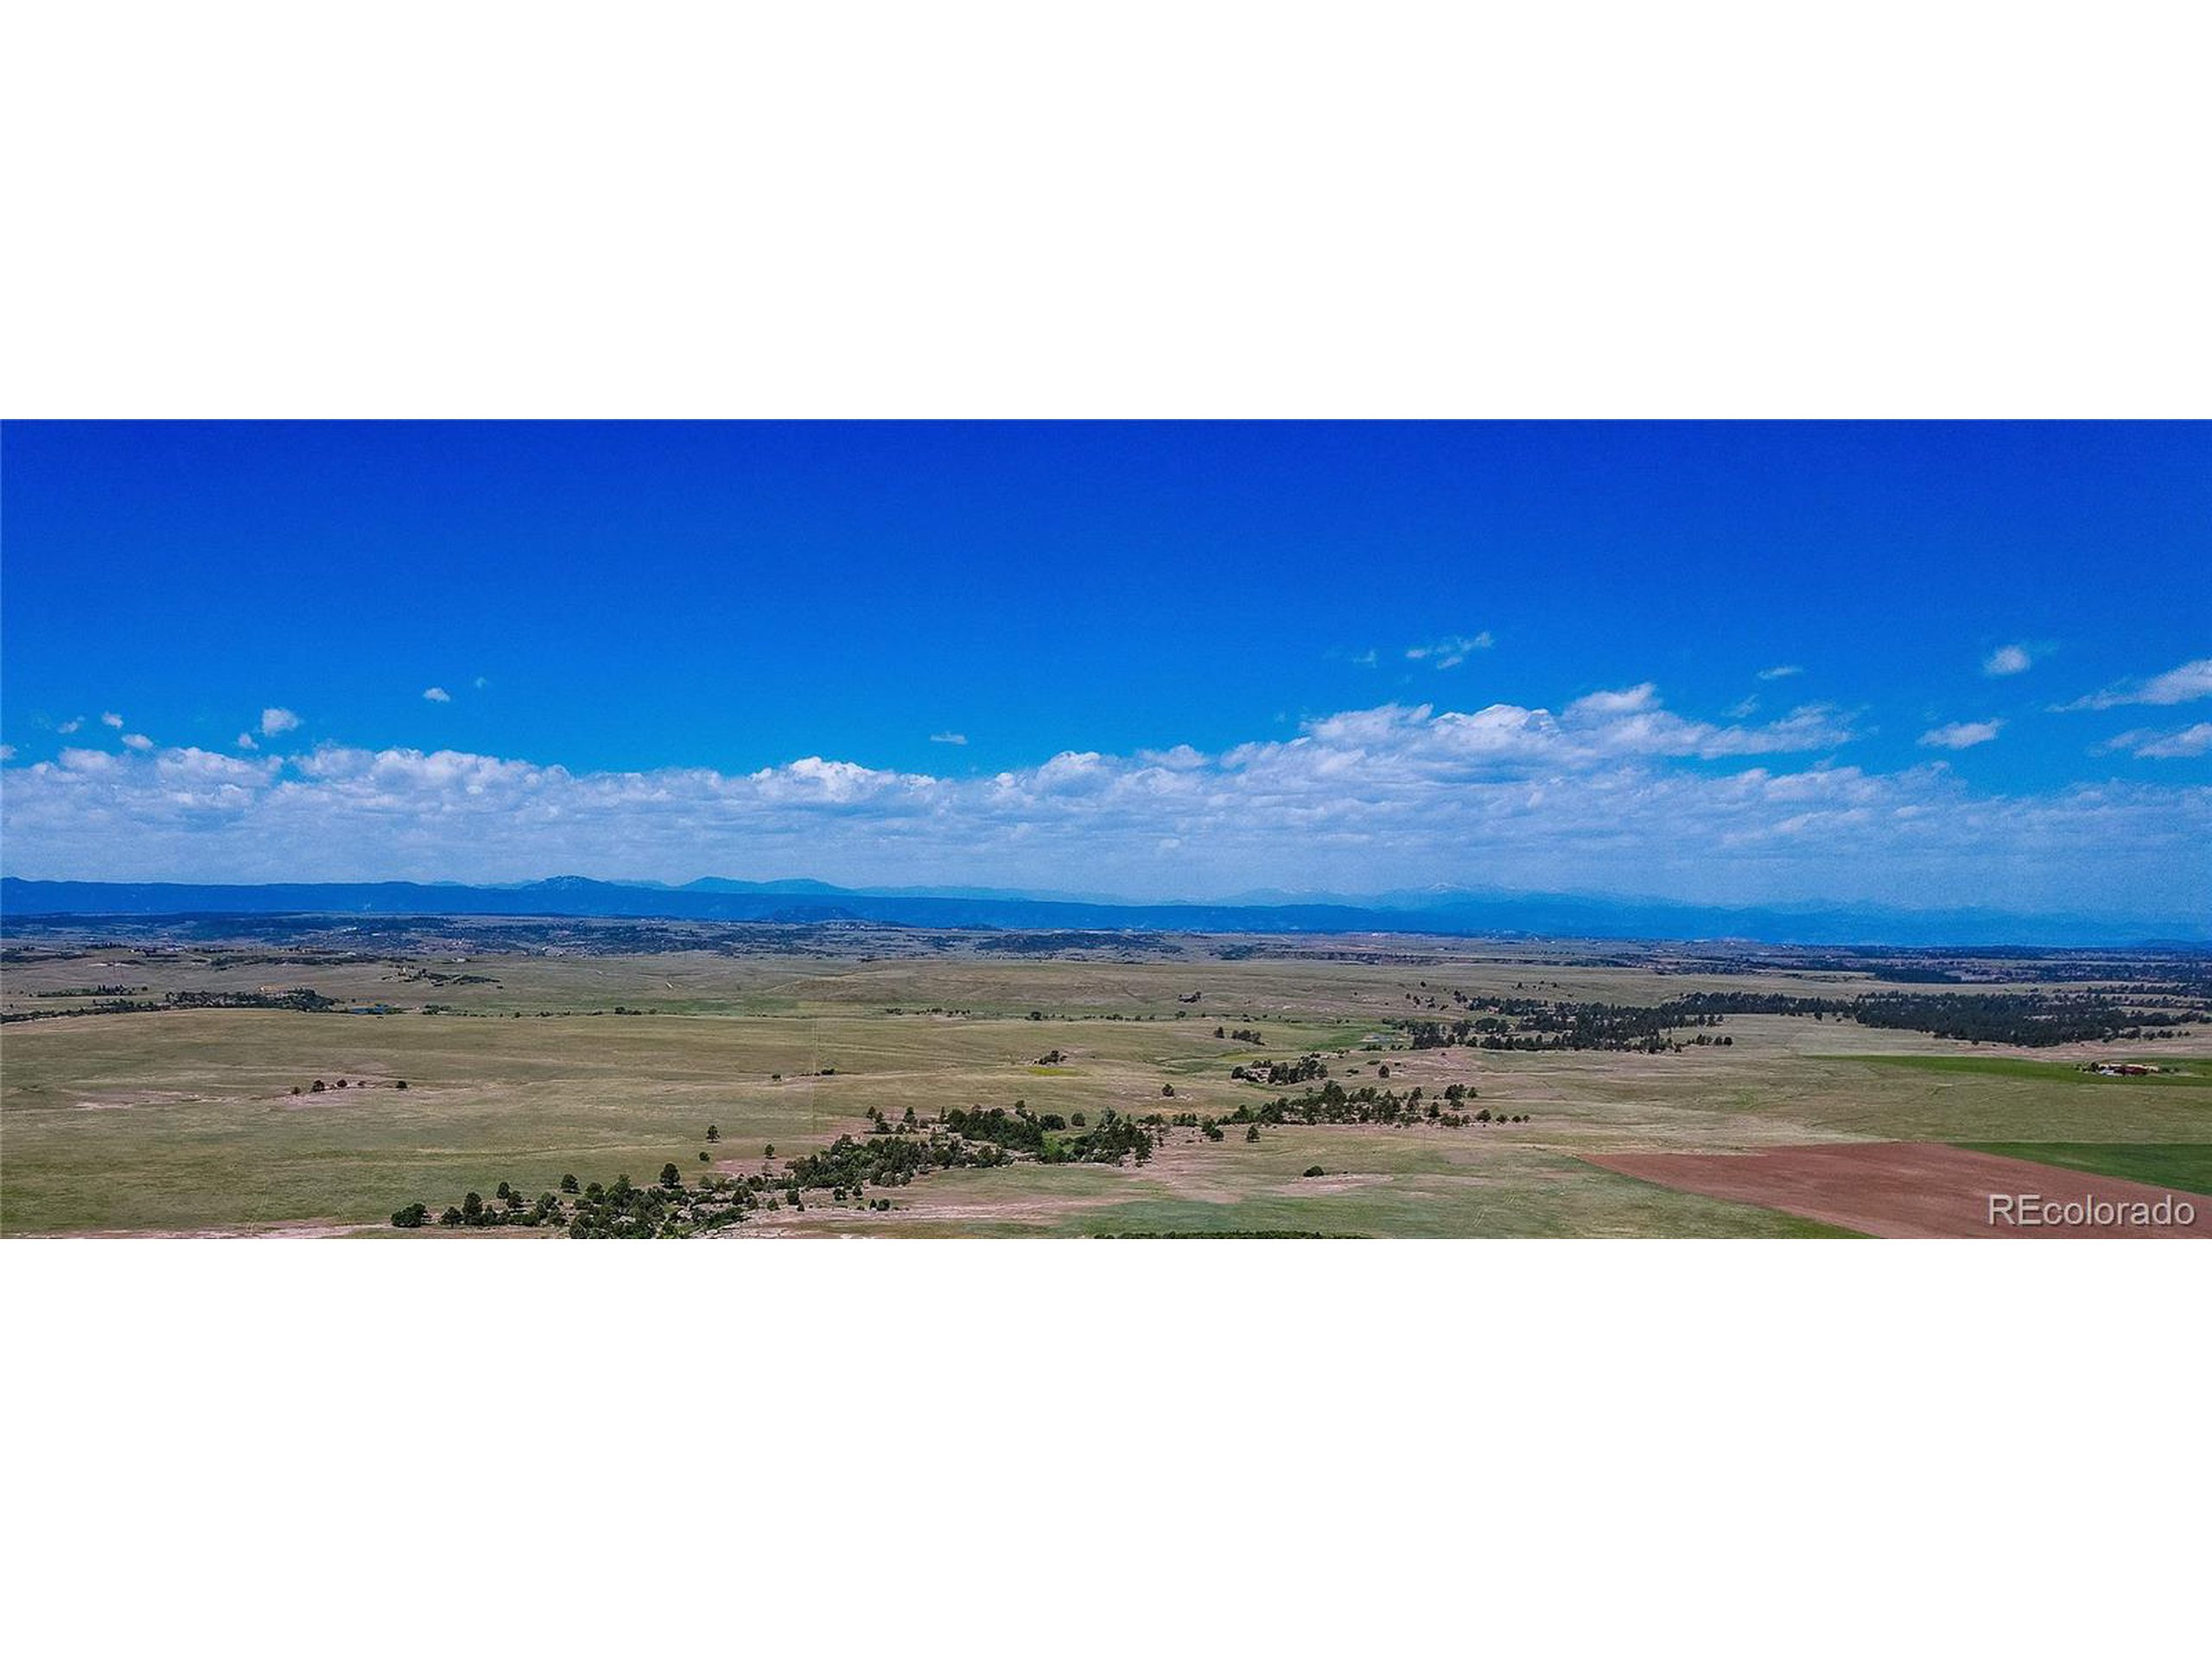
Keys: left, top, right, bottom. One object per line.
{"left": 1956, "top": 1143, "right": 2212, "bottom": 1194}
{"left": 1840, "top": 1053, "right": 2210, "bottom": 1087}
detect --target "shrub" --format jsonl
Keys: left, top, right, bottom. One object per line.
{"left": 560, "top": 1173, "right": 580, "bottom": 1193}
{"left": 390, "top": 1202, "right": 429, "bottom": 1228}
{"left": 1244, "top": 1125, "right": 1261, "bottom": 1141}
{"left": 1302, "top": 1166, "right": 1325, "bottom": 1179}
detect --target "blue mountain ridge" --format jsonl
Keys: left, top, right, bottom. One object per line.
{"left": 3, "top": 875, "right": 2202, "bottom": 948}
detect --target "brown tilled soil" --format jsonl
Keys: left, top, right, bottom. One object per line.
{"left": 1585, "top": 1142, "right": 2212, "bottom": 1239}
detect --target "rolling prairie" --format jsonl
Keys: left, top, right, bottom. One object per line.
{"left": 4, "top": 926, "right": 2206, "bottom": 1236}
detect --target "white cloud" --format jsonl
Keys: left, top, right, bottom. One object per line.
{"left": 101, "top": 712, "right": 124, "bottom": 728}
{"left": 58, "top": 718, "right": 82, "bottom": 734}
{"left": 1135, "top": 744, "right": 1208, "bottom": 772}
{"left": 260, "top": 707, "right": 301, "bottom": 736}
{"left": 2056, "top": 657, "right": 2212, "bottom": 711}
{"left": 1919, "top": 720, "right": 2004, "bottom": 751}
{"left": 3, "top": 700, "right": 2202, "bottom": 925}
{"left": 2101, "top": 722, "right": 2212, "bottom": 760}
{"left": 1405, "top": 632, "right": 1494, "bottom": 669}
{"left": 1757, "top": 664, "right": 1802, "bottom": 681}
{"left": 1349, "top": 648, "right": 1377, "bottom": 668}
{"left": 474, "top": 677, "right": 490, "bottom": 690}
{"left": 122, "top": 733, "right": 156, "bottom": 752}
{"left": 929, "top": 732, "right": 968, "bottom": 746}
{"left": 0, "top": 745, "right": 15, "bottom": 762}
{"left": 423, "top": 686, "right": 452, "bottom": 703}
{"left": 237, "top": 733, "right": 259, "bottom": 751}
{"left": 1724, "top": 696, "right": 1760, "bottom": 719}
{"left": 1983, "top": 644, "right": 2034, "bottom": 677}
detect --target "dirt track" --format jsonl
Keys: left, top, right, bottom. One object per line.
{"left": 1585, "top": 1142, "right": 2212, "bottom": 1239}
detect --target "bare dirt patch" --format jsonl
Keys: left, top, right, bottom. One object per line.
{"left": 1585, "top": 1142, "right": 2212, "bottom": 1238}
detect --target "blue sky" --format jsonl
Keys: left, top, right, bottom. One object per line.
{"left": 3, "top": 422, "right": 2208, "bottom": 921}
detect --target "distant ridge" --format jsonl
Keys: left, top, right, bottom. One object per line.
{"left": 2, "top": 875, "right": 2202, "bottom": 949}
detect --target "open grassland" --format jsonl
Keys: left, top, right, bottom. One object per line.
{"left": 5, "top": 934, "right": 2207, "bottom": 1236}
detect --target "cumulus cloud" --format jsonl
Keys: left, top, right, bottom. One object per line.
{"left": 58, "top": 718, "right": 83, "bottom": 734}
{"left": 1757, "top": 664, "right": 1803, "bottom": 681}
{"left": 122, "top": 733, "right": 156, "bottom": 752}
{"left": 1405, "top": 632, "right": 1494, "bottom": 669}
{"left": 423, "top": 686, "right": 452, "bottom": 703}
{"left": 101, "top": 712, "right": 124, "bottom": 729}
{"left": 237, "top": 733, "right": 260, "bottom": 751}
{"left": 3, "top": 691, "right": 2202, "bottom": 923}
{"left": 2056, "top": 657, "right": 2212, "bottom": 712}
{"left": 0, "top": 745, "right": 15, "bottom": 762}
{"left": 260, "top": 707, "right": 301, "bottom": 736}
{"left": 2101, "top": 722, "right": 2212, "bottom": 760}
{"left": 1919, "top": 720, "right": 2004, "bottom": 751}
{"left": 930, "top": 732, "right": 968, "bottom": 746}
{"left": 1983, "top": 644, "right": 2035, "bottom": 677}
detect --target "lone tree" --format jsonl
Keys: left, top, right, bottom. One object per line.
{"left": 660, "top": 1162, "right": 683, "bottom": 1189}
{"left": 1245, "top": 1125, "right": 1261, "bottom": 1142}
{"left": 1161, "top": 1084, "right": 1176, "bottom": 1098}
{"left": 706, "top": 1123, "right": 720, "bottom": 1142}
{"left": 560, "top": 1173, "right": 580, "bottom": 1193}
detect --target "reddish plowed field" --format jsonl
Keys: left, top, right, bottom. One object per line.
{"left": 1586, "top": 1142, "right": 2212, "bottom": 1239}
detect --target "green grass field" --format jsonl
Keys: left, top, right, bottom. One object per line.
{"left": 6, "top": 940, "right": 2207, "bottom": 1236}
{"left": 1957, "top": 1142, "right": 2212, "bottom": 1194}
{"left": 1838, "top": 1053, "right": 2209, "bottom": 1087}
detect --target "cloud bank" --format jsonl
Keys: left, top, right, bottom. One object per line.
{"left": 4, "top": 687, "right": 2205, "bottom": 922}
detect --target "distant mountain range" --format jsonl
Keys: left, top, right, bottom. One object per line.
{"left": 2, "top": 874, "right": 2202, "bottom": 949}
